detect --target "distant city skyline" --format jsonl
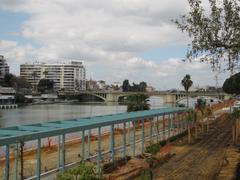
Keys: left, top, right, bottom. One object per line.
{"left": 0, "top": 0, "right": 230, "bottom": 90}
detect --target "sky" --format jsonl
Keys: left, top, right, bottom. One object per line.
{"left": 0, "top": 0, "right": 230, "bottom": 90}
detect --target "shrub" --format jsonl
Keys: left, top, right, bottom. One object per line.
{"left": 138, "top": 168, "right": 153, "bottom": 180}
{"left": 57, "top": 162, "right": 100, "bottom": 180}
{"left": 145, "top": 142, "right": 161, "bottom": 155}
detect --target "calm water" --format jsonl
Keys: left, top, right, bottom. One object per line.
{"left": 0, "top": 96, "right": 167, "bottom": 128}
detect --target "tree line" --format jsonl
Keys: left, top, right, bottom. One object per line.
{"left": 1, "top": 73, "right": 54, "bottom": 94}
{"left": 122, "top": 79, "right": 147, "bottom": 92}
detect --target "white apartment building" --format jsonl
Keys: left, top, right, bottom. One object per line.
{"left": 0, "top": 55, "right": 9, "bottom": 84}
{"left": 20, "top": 60, "right": 86, "bottom": 91}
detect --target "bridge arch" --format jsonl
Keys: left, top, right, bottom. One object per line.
{"left": 78, "top": 93, "right": 106, "bottom": 102}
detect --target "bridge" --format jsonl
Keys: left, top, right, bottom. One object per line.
{"left": 58, "top": 91, "right": 230, "bottom": 104}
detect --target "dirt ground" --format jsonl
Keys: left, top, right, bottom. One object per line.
{"left": 153, "top": 113, "right": 239, "bottom": 180}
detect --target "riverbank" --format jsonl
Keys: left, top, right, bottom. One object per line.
{"left": 0, "top": 100, "right": 233, "bottom": 179}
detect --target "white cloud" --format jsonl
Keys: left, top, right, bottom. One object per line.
{"left": 0, "top": 0, "right": 228, "bottom": 89}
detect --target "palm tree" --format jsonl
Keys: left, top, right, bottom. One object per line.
{"left": 43, "top": 70, "right": 48, "bottom": 78}
{"left": 31, "top": 71, "right": 38, "bottom": 92}
{"left": 186, "top": 110, "right": 197, "bottom": 144}
{"left": 181, "top": 74, "right": 193, "bottom": 107}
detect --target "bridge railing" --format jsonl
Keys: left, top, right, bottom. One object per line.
{"left": 0, "top": 107, "right": 190, "bottom": 179}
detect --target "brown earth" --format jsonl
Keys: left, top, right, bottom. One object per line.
{"left": 153, "top": 113, "right": 239, "bottom": 180}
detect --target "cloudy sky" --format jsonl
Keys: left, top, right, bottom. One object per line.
{"left": 0, "top": 0, "right": 230, "bottom": 90}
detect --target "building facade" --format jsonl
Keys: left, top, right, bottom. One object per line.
{"left": 0, "top": 55, "right": 10, "bottom": 84}
{"left": 20, "top": 60, "right": 86, "bottom": 91}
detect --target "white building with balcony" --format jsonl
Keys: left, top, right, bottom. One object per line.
{"left": 20, "top": 60, "right": 86, "bottom": 91}
{"left": 0, "top": 55, "right": 9, "bottom": 84}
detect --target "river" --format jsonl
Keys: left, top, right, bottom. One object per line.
{"left": 0, "top": 96, "right": 169, "bottom": 128}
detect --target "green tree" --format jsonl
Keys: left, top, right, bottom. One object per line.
{"left": 3, "top": 73, "right": 15, "bottom": 87}
{"left": 139, "top": 81, "right": 147, "bottom": 92}
{"left": 222, "top": 72, "right": 240, "bottom": 94}
{"left": 175, "top": 0, "right": 240, "bottom": 74}
{"left": 186, "top": 110, "right": 197, "bottom": 144}
{"left": 31, "top": 71, "right": 38, "bottom": 92}
{"left": 122, "top": 79, "right": 130, "bottom": 92}
{"left": 126, "top": 94, "right": 150, "bottom": 112}
{"left": 37, "top": 79, "right": 54, "bottom": 93}
{"left": 43, "top": 70, "right": 48, "bottom": 78}
{"left": 181, "top": 74, "right": 193, "bottom": 107}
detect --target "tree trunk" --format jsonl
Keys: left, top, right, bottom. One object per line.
{"left": 236, "top": 119, "right": 239, "bottom": 143}
{"left": 188, "top": 124, "right": 191, "bottom": 144}
{"left": 186, "top": 91, "right": 189, "bottom": 108}
{"left": 195, "top": 123, "right": 197, "bottom": 138}
{"left": 201, "top": 121, "right": 204, "bottom": 133}
{"left": 232, "top": 123, "right": 235, "bottom": 144}
{"left": 207, "top": 117, "right": 209, "bottom": 133}
{"left": 20, "top": 142, "right": 24, "bottom": 180}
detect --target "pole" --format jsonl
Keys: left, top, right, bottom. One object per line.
{"left": 150, "top": 117, "right": 153, "bottom": 142}
{"left": 133, "top": 121, "right": 136, "bottom": 156}
{"left": 62, "top": 134, "right": 65, "bottom": 171}
{"left": 123, "top": 122, "right": 127, "bottom": 158}
{"left": 13, "top": 144, "right": 18, "bottom": 180}
{"left": 82, "top": 130, "right": 85, "bottom": 161}
{"left": 87, "top": 129, "right": 91, "bottom": 159}
{"left": 5, "top": 144, "right": 9, "bottom": 180}
{"left": 37, "top": 138, "right": 41, "bottom": 180}
{"left": 110, "top": 125, "right": 115, "bottom": 162}
{"left": 57, "top": 136, "right": 61, "bottom": 169}
{"left": 163, "top": 115, "right": 166, "bottom": 140}
{"left": 156, "top": 116, "right": 159, "bottom": 142}
{"left": 97, "top": 127, "right": 101, "bottom": 172}
{"left": 128, "top": 121, "right": 131, "bottom": 145}
{"left": 141, "top": 119, "right": 145, "bottom": 154}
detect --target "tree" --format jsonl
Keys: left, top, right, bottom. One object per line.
{"left": 139, "top": 81, "right": 147, "bottom": 92}
{"left": 43, "top": 70, "right": 48, "bottom": 78}
{"left": 186, "top": 110, "right": 197, "bottom": 144}
{"left": 126, "top": 94, "right": 150, "bottom": 112}
{"left": 37, "top": 79, "right": 54, "bottom": 93}
{"left": 181, "top": 74, "right": 193, "bottom": 107}
{"left": 3, "top": 73, "right": 15, "bottom": 87}
{"left": 222, "top": 72, "right": 240, "bottom": 94}
{"left": 175, "top": 0, "right": 240, "bottom": 74}
{"left": 31, "top": 71, "right": 38, "bottom": 92}
{"left": 122, "top": 79, "right": 130, "bottom": 92}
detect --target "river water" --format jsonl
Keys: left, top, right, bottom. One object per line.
{"left": 0, "top": 96, "right": 168, "bottom": 128}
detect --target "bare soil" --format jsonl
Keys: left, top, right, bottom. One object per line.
{"left": 153, "top": 113, "right": 238, "bottom": 180}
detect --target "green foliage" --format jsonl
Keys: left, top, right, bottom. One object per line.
{"left": 175, "top": 0, "right": 240, "bottom": 73}
{"left": 37, "top": 79, "right": 54, "bottom": 93}
{"left": 223, "top": 72, "right": 240, "bottom": 94}
{"left": 195, "top": 98, "right": 207, "bottom": 115}
{"left": 57, "top": 163, "right": 100, "bottom": 180}
{"left": 186, "top": 110, "right": 197, "bottom": 122}
{"left": 181, "top": 74, "right": 193, "bottom": 107}
{"left": 138, "top": 168, "right": 153, "bottom": 180}
{"left": 145, "top": 142, "right": 161, "bottom": 155}
{"left": 15, "top": 93, "right": 26, "bottom": 104}
{"left": 122, "top": 79, "right": 130, "bottom": 92}
{"left": 122, "top": 79, "right": 147, "bottom": 92}
{"left": 3, "top": 73, "right": 31, "bottom": 90}
{"left": 231, "top": 109, "right": 240, "bottom": 120}
{"left": 126, "top": 94, "right": 150, "bottom": 112}
{"left": 181, "top": 74, "right": 193, "bottom": 92}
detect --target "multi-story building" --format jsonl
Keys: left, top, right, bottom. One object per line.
{"left": 20, "top": 60, "right": 86, "bottom": 91}
{"left": 0, "top": 55, "right": 10, "bottom": 84}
